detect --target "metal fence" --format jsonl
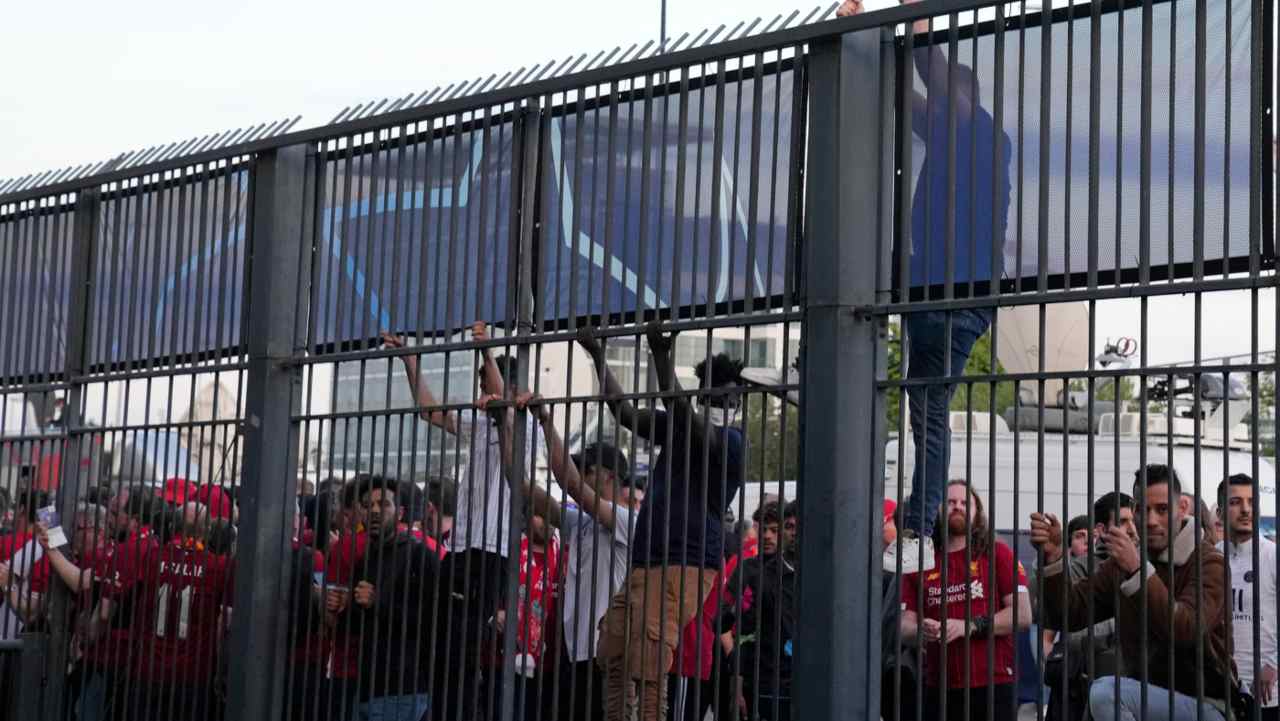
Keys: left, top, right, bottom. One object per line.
{"left": 0, "top": 1, "right": 1275, "bottom": 721}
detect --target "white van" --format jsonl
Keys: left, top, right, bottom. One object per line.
{"left": 885, "top": 412, "right": 1277, "bottom": 540}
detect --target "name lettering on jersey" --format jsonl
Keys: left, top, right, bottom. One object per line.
{"left": 159, "top": 561, "right": 207, "bottom": 578}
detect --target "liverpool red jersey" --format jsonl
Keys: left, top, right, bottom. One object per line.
{"left": 132, "top": 540, "right": 232, "bottom": 684}
{"left": 83, "top": 530, "right": 158, "bottom": 669}
{"left": 901, "top": 541, "right": 1028, "bottom": 689}
{"left": 324, "top": 531, "right": 367, "bottom": 680}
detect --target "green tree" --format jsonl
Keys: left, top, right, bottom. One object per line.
{"left": 1255, "top": 372, "right": 1276, "bottom": 457}
{"left": 885, "top": 320, "right": 1015, "bottom": 432}
{"left": 744, "top": 393, "right": 800, "bottom": 482}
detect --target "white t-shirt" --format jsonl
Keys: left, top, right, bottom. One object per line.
{"left": 1217, "top": 537, "right": 1279, "bottom": 706}
{"left": 451, "top": 413, "right": 542, "bottom": 557}
{"left": 560, "top": 503, "right": 634, "bottom": 663}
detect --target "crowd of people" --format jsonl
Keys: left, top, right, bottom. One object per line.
{"left": 1, "top": 311, "right": 1274, "bottom": 721}
{"left": 0, "top": 320, "right": 757, "bottom": 721}
{"left": 2, "top": 0, "right": 1276, "bottom": 719}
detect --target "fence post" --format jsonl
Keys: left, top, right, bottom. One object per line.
{"left": 40, "top": 187, "right": 100, "bottom": 718}
{"left": 795, "top": 27, "right": 894, "bottom": 721}
{"left": 227, "top": 144, "right": 310, "bottom": 721}
{"left": 497, "top": 104, "right": 544, "bottom": 721}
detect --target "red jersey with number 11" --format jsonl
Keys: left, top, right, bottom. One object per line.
{"left": 132, "top": 541, "right": 232, "bottom": 684}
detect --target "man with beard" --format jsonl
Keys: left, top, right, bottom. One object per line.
{"left": 1216, "top": 474, "right": 1278, "bottom": 720}
{"left": 347, "top": 476, "right": 440, "bottom": 721}
{"left": 901, "top": 481, "right": 1031, "bottom": 721}
{"left": 1033, "top": 465, "right": 1234, "bottom": 721}
{"left": 725, "top": 501, "right": 798, "bottom": 721}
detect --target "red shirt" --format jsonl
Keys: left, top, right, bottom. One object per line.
{"left": 76, "top": 545, "right": 115, "bottom": 611}
{"left": 324, "top": 531, "right": 367, "bottom": 679}
{"left": 83, "top": 530, "right": 158, "bottom": 668}
{"left": 0, "top": 530, "right": 50, "bottom": 594}
{"left": 512, "top": 536, "right": 560, "bottom": 661}
{"left": 678, "top": 554, "right": 742, "bottom": 679}
{"left": 902, "top": 541, "right": 1028, "bottom": 689}
{"left": 132, "top": 540, "right": 232, "bottom": 683}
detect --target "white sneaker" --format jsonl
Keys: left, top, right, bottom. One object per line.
{"left": 883, "top": 533, "right": 936, "bottom": 574}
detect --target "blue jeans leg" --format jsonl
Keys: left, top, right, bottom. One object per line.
{"left": 358, "top": 694, "right": 431, "bottom": 721}
{"left": 76, "top": 671, "right": 108, "bottom": 721}
{"left": 902, "top": 308, "right": 992, "bottom": 534}
{"left": 1088, "top": 677, "right": 1226, "bottom": 721}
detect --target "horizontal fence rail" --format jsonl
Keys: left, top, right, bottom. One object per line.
{"left": 0, "top": 2, "right": 1276, "bottom": 721}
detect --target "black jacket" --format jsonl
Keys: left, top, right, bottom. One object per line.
{"left": 726, "top": 552, "right": 797, "bottom": 695}
{"left": 348, "top": 531, "right": 441, "bottom": 700}
{"left": 288, "top": 544, "right": 324, "bottom": 662}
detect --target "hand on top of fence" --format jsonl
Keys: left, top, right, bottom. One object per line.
{"left": 644, "top": 320, "right": 677, "bottom": 356}
{"left": 513, "top": 392, "right": 550, "bottom": 424}
{"left": 574, "top": 324, "right": 604, "bottom": 360}
{"left": 378, "top": 331, "right": 405, "bottom": 351}
{"left": 835, "top": 0, "right": 864, "bottom": 18}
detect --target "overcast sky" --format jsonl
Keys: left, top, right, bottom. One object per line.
{"left": 1, "top": 0, "right": 1270, "bottom": 366}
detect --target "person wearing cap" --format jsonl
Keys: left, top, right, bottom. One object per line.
{"left": 477, "top": 391, "right": 635, "bottom": 721}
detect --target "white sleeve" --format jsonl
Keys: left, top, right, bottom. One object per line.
{"left": 456, "top": 413, "right": 476, "bottom": 439}
{"left": 612, "top": 506, "right": 635, "bottom": 549}
{"left": 525, "top": 416, "right": 544, "bottom": 468}
{"left": 559, "top": 505, "right": 586, "bottom": 534}
{"left": 1265, "top": 542, "right": 1279, "bottom": 669}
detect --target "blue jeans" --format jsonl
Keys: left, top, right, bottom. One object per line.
{"left": 358, "top": 693, "right": 430, "bottom": 721}
{"left": 1089, "top": 677, "right": 1226, "bottom": 721}
{"left": 76, "top": 671, "right": 108, "bottom": 721}
{"left": 902, "top": 308, "right": 993, "bottom": 534}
